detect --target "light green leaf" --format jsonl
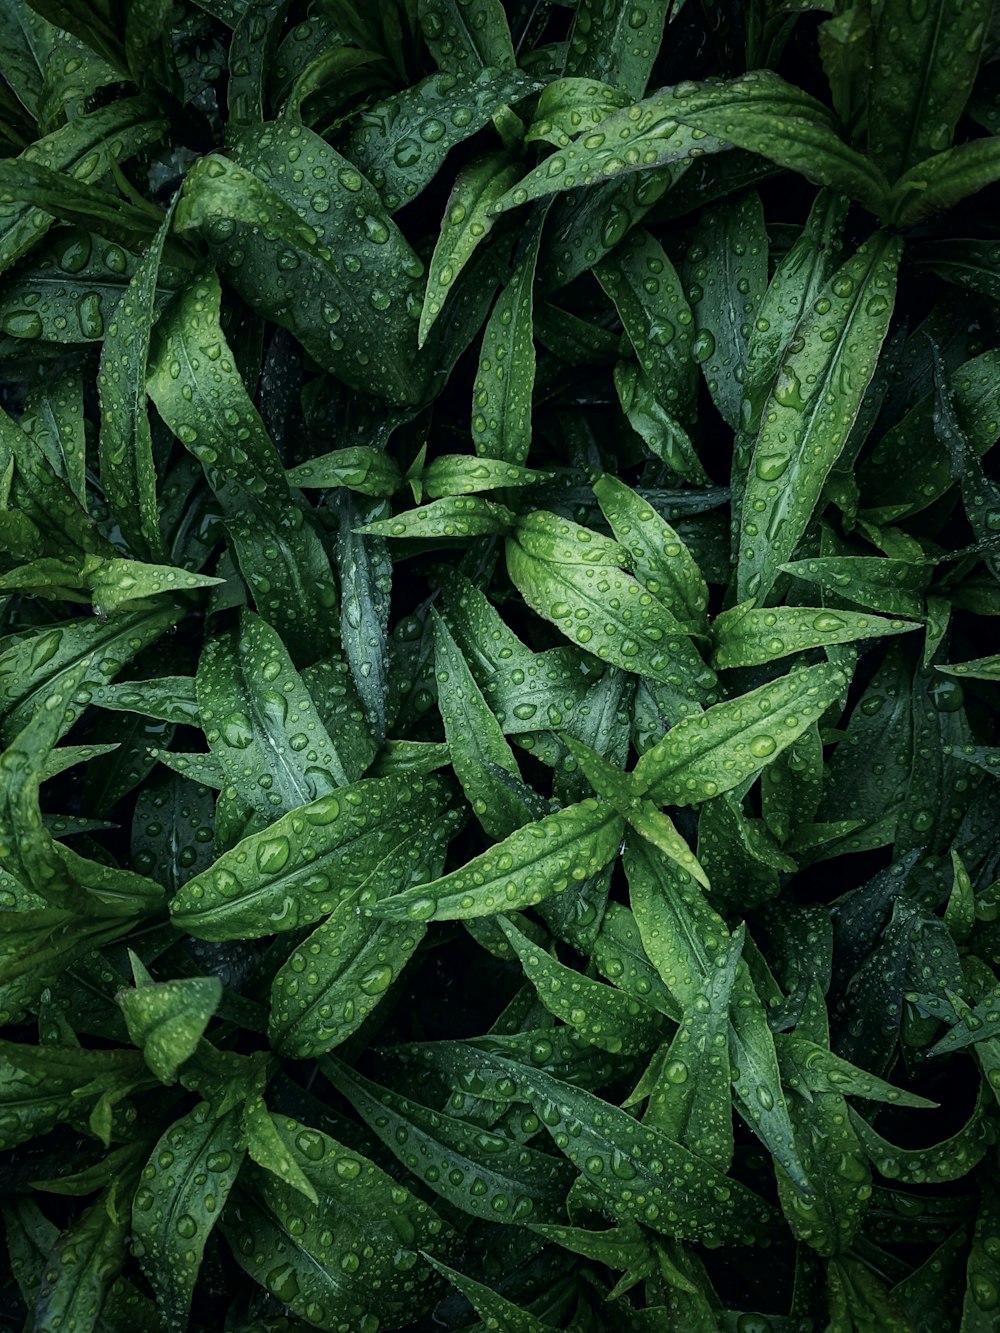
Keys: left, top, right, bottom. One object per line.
{"left": 594, "top": 473, "right": 709, "bottom": 625}
{"left": 419, "top": 151, "right": 522, "bottom": 346}
{"left": 175, "top": 127, "right": 427, "bottom": 405}
{"left": 471, "top": 210, "right": 544, "bottom": 464}
{"left": 286, "top": 445, "right": 402, "bottom": 496}
{"left": 196, "top": 611, "right": 349, "bottom": 820}
{"left": 328, "top": 1055, "right": 574, "bottom": 1225}
{"left": 345, "top": 67, "right": 540, "bottom": 212}
{"left": 269, "top": 815, "right": 456, "bottom": 1058}
{"left": 418, "top": 0, "right": 516, "bottom": 77}
{"left": 868, "top": 0, "right": 991, "bottom": 179}
{"left": 116, "top": 969, "right": 222, "bottom": 1083}
{"left": 499, "top": 913, "right": 666, "bottom": 1055}
{"left": 132, "top": 1103, "right": 245, "bottom": 1331}
{"left": 737, "top": 230, "right": 902, "bottom": 603}
{"left": 711, "top": 601, "right": 916, "bottom": 669}
{"left": 170, "top": 774, "right": 449, "bottom": 939}
{"left": 374, "top": 797, "right": 624, "bottom": 922}
{"left": 433, "top": 609, "right": 531, "bottom": 839}
{"left": 565, "top": 0, "right": 670, "bottom": 98}
{"left": 633, "top": 661, "right": 845, "bottom": 806}
{"left": 360, "top": 494, "right": 515, "bottom": 538}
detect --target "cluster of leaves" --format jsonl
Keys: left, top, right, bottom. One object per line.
{"left": 4, "top": 0, "right": 1000, "bottom": 1329}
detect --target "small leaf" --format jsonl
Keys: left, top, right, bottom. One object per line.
{"left": 374, "top": 797, "right": 624, "bottom": 923}
{"left": 116, "top": 968, "right": 222, "bottom": 1083}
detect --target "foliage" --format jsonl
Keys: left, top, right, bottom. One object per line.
{"left": 1, "top": 0, "right": 1000, "bottom": 1329}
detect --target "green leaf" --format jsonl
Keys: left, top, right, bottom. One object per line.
{"left": 196, "top": 611, "right": 349, "bottom": 820}
{"left": 633, "top": 661, "right": 845, "bottom": 806}
{"left": 471, "top": 209, "right": 544, "bottom": 464}
{"left": 374, "top": 797, "right": 623, "bottom": 922}
{"left": 116, "top": 966, "right": 222, "bottom": 1084}
{"left": 222, "top": 1115, "right": 450, "bottom": 1328}
{"left": 467, "top": 1050, "right": 777, "bottom": 1245}
{"left": 33, "top": 1183, "right": 130, "bottom": 1333}
{"left": 175, "top": 127, "right": 427, "bottom": 405}
{"left": 642, "top": 924, "right": 742, "bottom": 1170}
{"left": 506, "top": 512, "right": 716, "bottom": 694}
{"left": 0, "top": 98, "right": 164, "bottom": 278}
{"left": 565, "top": 0, "right": 671, "bottom": 99}
{"left": 498, "top": 913, "right": 666, "bottom": 1054}
{"left": 594, "top": 474, "right": 709, "bottom": 625}
{"left": 594, "top": 227, "right": 698, "bottom": 429}
{"left": 418, "top": 0, "right": 516, "bottom": 76}
{"left": 346, "top": 68, "right": 539, "bottom": 213}
{"left": 423, "top": 453, "right": 552, "bottom": 498}
{"left": 419, "top": 150, "right": 522, "bottom": 346}
{"left": 241, "top": 1093, "right": 319, "bottom": 1205}
{"left": 683, "top": 190, "right": 768, "bottom": 431}
{"left": 737, "top": 230, "right": 902, "bottom": 603}
{"left": 96, "top": 207, "right": 173, "bottom": 562}
{"left": 269, "top": 815, "right": 456, "bottom": 1057}
{"left": 422, "top": 1253, "right": 561, "bottom": 1331}
{"left": 433, "top": 608, "right": 531, "bottom": 839}
{"left": 132, "top": 1102, "right": 244, "bottom": 1329}
{"left": 781, "top": 555, "right": 931, "bottom": 619}
{"left": 327, "top": 1055, "right": 574, "bottom": 1224}
{"left": 494, "top": 86, "right": 729, "bottom": 211}
{"left": 169, "top": 774, "right": 449, "bottom": 939}
{"left": 525, "top": 77, "right": 631, "bottom": 148}
{"left": 890, "top": 137, "right": 1000, "bottom": 225}
{"left": 336, "top": 491, "right": 392, "bottom": 745}
{"left": 361, "top": 494, "right": 515, "bottom": 537}
{"left": 868, "top": 0, "right": 991, "bottom": 179}
{"left": 286, "top": 445, "right": 402, "bottom": 496}
{"left": 711, "top": 600, "right": 916, "bottom": 669}
{"left": 850, "top": 1088, "right": 993, "bottom": 1185}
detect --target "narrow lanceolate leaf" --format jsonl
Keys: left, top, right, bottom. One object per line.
{"left": 737, "top": 231, "right": 902, "bottom": 603}
{"left": 471, "top": 1053, "right": 777, "bottom": 1245}
{"left": 269, "top": 816, "right": 456, "bottom": 1058}
{"left": 175, "top": 127, "right": 427, "bottom": 405}
{"left": 633, "top": 662, "right": 845, "bottom": 806}
{"left": 711, "top": 602, "right": 916, "bottom": 669}
{"left": 594, "top": 474, "right": 708, "bottom": 625}
{"left": 868, "top": 0, "right": 991, "bottom": 179}
{"left": 661, "top": 70, "right": 890, "bottom": 212}
{"left": 132, "top": 1103, "right": 245, "bottom": 1331}
{"left": 433, "top": 610, "right": 531, "bottom": 839}
{"left": 360, "top": 495, "right": 515, "bottom": 538}
{"left": 223, "top": 1116, "right": 450, "bottom": 1327}
{"left": 565, "top": 0, "right": 670, "bottom": 99}
{"left": 0, "top": 98, "right": 165, "bottom": 278}
{"left": 594, "top": 227, "right": 697, "bottom": 426}
{"left": 418, "top": 0, "right": 516, "bottom": 77}
{"left": 327, "top": 1056, "right": 574, "bottom": 1224}
{"left": 495, "top": 108, "right": 725, "bottom": 213}
{"left": 420, "top": 151, "right": 521, "bottom": 346}
{"left": 499, "top": 914, "right": 666, "bottom": 1055}
{"left": 890, "top": 137, "right": 1000, "bottom": 225}
{"left": 374, "top": 798, "right": 624, "bottom": 922}
{"left": 96, "top": 205, "right": 172, "bottom": 562}
{"left": 286, "top": 446, "right": 401, "bottom": 496}
{"left": 345, "top": 68, "right": 540, "bottom": 212}
{"left": 33, "top": 1185, "right": 129, "bottom": 1333}
{"left": 169, "top": 775, "right": 449, "bottom": 939}
{"left": 781, "top": 556, "right": 931, "bottom": 619}
{"left": 684, "top": 192, "right": 768, "bottom": 431}
{"left": 336, "top": 492, "right": 392, "bottom": 746}
{"left": 422, "top": 1255, "right": 560, "bottom": 1332}
{"left": 471, "top": 211, "right": 543, "bottom": 464}
{"left": 643, "top": 925, "right": 742, "bottom": 1170}
{"left": 506, "top": 513, "right": 716, "bottom": 699}
{"left": 147, "top": 272, "right": 288, "bottom": 514}
{"left": 196, "top": 612, "right": 348, "bottom": 821}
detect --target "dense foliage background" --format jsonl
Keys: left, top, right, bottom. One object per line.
{"left": 2, "top": 0, "right": 1000, "bottom": 1328}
